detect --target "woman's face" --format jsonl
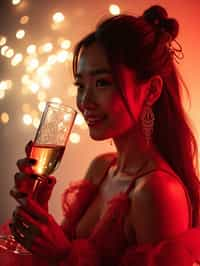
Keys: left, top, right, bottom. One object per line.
{"left": 74, "top": 42, "right": 146, "bottom": 140}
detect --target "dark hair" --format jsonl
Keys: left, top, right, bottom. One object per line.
{"left": 72, "top": 5, "right": 200, "bottom": 226}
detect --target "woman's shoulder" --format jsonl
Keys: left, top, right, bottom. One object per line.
{"left": 127, "top": 165, "right": 191, "bottom": 244}
{"left": 84, "top": 152, "right": 117, "bottom": 185}
{"left": 129, "top": 156, "right": 183, "bottom": 193}
{"left": 131, "top": 161, "right": 189, "bottom": 208}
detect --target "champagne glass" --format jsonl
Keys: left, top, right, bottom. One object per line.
{"left": 29, "top": 101, "right": 77, "bottom": 199}
{"left": 2, "top": 101, "right": 77, "bottom": 256}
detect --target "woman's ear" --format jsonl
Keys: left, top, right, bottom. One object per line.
{"left": 146, "top": 75, "right": 163, "bottom": 106}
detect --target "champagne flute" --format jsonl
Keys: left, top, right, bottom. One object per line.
{"left": 29, "top": 101, "right": 77, "bottom": 199}
{"left": 3, "top": 101, "right": 77, "bottom": 255}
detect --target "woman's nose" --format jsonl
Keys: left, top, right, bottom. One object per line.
{"left": 80, "top": 88, "right": 96, "bottom": 109}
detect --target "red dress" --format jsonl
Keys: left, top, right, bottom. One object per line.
{"left": 1, "top": 160, "right": 200, "bottom": 266}
{"left": 61, "top": 159, "right": 200, "bottom": 266}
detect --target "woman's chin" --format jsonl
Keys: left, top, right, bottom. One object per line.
{"left": 89, "top": 134, "right": 107, "bottom": 141}
{"left": 89, "top": 130, "right": 110, "bottom": 141}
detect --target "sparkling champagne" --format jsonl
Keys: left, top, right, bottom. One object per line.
{"left": 30, "top": 144, "right": 65, "bottom": 176}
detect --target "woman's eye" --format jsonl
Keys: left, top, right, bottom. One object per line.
{"left": 96, "top": 79, "right": 111, "bottom": 88}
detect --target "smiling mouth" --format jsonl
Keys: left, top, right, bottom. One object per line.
{"left": 85, "top": 116, "right": 106, "bottom": 126}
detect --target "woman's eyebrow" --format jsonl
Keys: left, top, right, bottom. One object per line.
{"left": 75, "top": 68, "right": 112, "bottom": 79}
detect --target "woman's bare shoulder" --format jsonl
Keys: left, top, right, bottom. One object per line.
{"left": 128, "top": 169, "right": 190, "bottom": 244}
{"left": 84, "top": 152, "right": 117, "bottom": 185}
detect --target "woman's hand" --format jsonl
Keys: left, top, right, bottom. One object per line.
{"left": 10, "top": 140, "right": 56, "bottom": 210}
{"left": 10, "top": 197, "right": 71, "bottom": 263}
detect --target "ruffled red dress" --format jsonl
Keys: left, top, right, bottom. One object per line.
{"left": 61, "top": 159, "right": 200, "bottom": 266}
{"left": 1, "top": 160, "right": 200, "bottom": 266}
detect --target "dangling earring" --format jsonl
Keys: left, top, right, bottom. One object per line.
{"left": 141, "top": 104, "right": 155, "bottom": 145}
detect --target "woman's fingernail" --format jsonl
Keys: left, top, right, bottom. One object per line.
{"left": 18, "top": 198, "right": 27, "bottom": 206}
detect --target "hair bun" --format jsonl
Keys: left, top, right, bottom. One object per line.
{"left": 143, "top": 5, "right": 179, "bottom": 39}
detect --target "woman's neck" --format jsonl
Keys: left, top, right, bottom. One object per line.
{"left": 113, "top": 126, "right": 161, "bottom": 176}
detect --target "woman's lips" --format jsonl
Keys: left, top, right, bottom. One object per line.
{"left": 85, "top": 115, "right": 106, "bottom": 126}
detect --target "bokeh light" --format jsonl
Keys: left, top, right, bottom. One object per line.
{"left": 25, "top": 57, "right": 39, "bottom": 71}
{"left": 1, "top": 45, "right": 9, "bottom": 56}
{"left": 109, "top": 4, "right": 121, "bottom": 15}
{"left": 1, "top": 112, "right": 9, "bottom": 124}
{"left": 47, "top": 54, "right": 57, "bottom": 65}
{"left": 39, "top": 42, "right": 53, "bottom": 53}
{"left": 11, "top": 53, "right": 23, "bottom": 66}
{"left": 12, "top": 0, "right": 22, "bottom": 5}
{"left": 0, "top": 90, "right": 5, "bottom": 99}
{"left": 69, "top": 132, "right": 80, "bottom": 144}
{"left": 53, "top": 12, "right": 65, "bottom": 23}
{"left": 60, "top": 39, "right": 71, "bottom": 50}
{"left": 0, "top": 80, "right": 12, "bottom": 91}
{"left": 29, "top": 82, "right": 40, "bottom": 93}
{"left": 5, "top": 48, "right": 14, "bottom": 58}
{"left": 41, "top": 76, "right": 51, "bottom": 88}
{"left": 23, "top": 114, "right": 33, "bottom": 125}
{"left": 75, "top": 113, "right": 85, "bottom": 126}
{"left": 16, "top": 29, "right": 26, "bottom": 39}
{"left": 26, "top": 44, "right": 37, "bottom": 55}
{"left": 38, "top": 101, "right": 46, "bottom": 112}
{"left": 0, "top": 36, "right": 7, "bottom": 46}
{"left": 0, "top": 81, "right": 8, "bottom": 91}
{"left": 57, "top": 50, "right": 69, "bottom": 62}
{"left": 20, "top": 16, "right": 29, "bottom": 24}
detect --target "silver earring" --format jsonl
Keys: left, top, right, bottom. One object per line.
{"left": 141, "top": 105, "right": 155, "bottom": 145}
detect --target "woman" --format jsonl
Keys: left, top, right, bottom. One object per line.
{"left": 9, "top": 5, "right": 200, "bottom": 266}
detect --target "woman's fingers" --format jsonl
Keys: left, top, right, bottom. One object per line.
{"left": 14, "top": 172, "right": 37, "bottom": 186}
{"left": 16, "top": 158, "right": 37, "bottom": 174}
{"left": 24, "top": 198, "right": 49, "bottom": 223}
{"left": 12, "top": 207, "right": 54, "bottom": 248}
{"left": 10, "top": 221, "right": 39, "bottom": 251}
{"left": 14, "top": 206, "right": 46, "bottom": 227}
{"left": 11, "top": 206, "right": 70, "bottom": 261}
{"left": 10, "top": 222, "right": 24, "bottom": 245}
{"left": 10, "top": 172, "right": 37, "bottom": 200}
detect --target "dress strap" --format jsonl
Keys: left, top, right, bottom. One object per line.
{"left": 125, "top": 168, "right": 161, "bottom": 195}
{"left": 125, "top": 168, "right": 193, "bottom": 227}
